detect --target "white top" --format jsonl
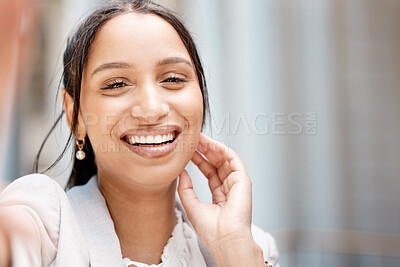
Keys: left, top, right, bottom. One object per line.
{"left": 0, "top": 174, "right": 280, "bottom": 267}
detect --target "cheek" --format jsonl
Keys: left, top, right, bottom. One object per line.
{"left": 174, "top": 87, "right": 204, "bottom": 155}
{"left": 176, "top": 87, "right": 204, "bottom": 128}
{"left": 81, "top": 94, "right": 129, "bottom": 133}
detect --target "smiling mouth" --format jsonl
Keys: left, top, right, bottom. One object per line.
{"left": 120, "top": 126, "right": 182, "bottom": 158}
{"left": 123, "top": 130, "right": 178, "bottom": 146}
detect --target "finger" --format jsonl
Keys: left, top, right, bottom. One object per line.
{"left": 192, "top": 151, "right": 222, "bottom": 192}
{"left": 198, "top": 133, "right": 246, "bottom": 173}
{"left": 197, "top": 134, "right": 228, "bottom": 168}
{"left": 177, "top": 169, "right": 201, "bottom": 219}
{"left": 216, "top": 160, "right": 234, "bottom": 182}
{"left": 193, "top": 150, "right": 231, "bottom": 186}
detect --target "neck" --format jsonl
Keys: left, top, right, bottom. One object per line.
{"left": 98, "top": 173, "right": 178, "bottom": 265}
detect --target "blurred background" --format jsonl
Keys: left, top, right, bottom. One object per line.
{"left": 1, "top": 0, "right": 400, "bottom": 266}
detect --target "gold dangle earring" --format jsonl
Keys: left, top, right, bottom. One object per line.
{"left": 76, "top": 138, "right": 86, "bottom": 160}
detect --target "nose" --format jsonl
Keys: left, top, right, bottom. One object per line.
{"left": 130, "top": 81, "right": 169, "bottom": 124}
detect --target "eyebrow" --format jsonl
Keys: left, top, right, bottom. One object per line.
{"left": 156, "top": 57, "right": 192, "bottom": 68}
{"left": 91, "top": 57, "right": 192, "bottom": 78}
{"left": 91, "top": 62, "right": 133, "bottom": 78}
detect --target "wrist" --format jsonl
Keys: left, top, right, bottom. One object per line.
{"left": 210, "top": 233, "right": 265, "bottom": 267}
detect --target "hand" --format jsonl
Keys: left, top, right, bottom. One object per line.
{"left": 178, "top": 133, "right": 264, "bottom": 266}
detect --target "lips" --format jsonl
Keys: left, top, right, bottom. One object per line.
{"left": 120, "top": 126, "right": 181, "bottom": 158}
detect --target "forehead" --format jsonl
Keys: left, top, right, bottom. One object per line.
{"left": 85, "top": 12, "right": 190, "bottom": 71}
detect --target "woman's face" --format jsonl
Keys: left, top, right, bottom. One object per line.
{"left": 78, "top": 13, "right": 203, "bottom": 186}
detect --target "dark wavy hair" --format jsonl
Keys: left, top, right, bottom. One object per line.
{"left": 34, "top": 0, "right": 209, "bottom": 189}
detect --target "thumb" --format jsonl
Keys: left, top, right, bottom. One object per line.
{"left": 178, "top": 169, "right": 201, "bottom": 220}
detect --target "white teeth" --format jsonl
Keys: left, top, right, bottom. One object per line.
{"left": 126, "top": 132, "right": 176, "bottom": 145}
{"left": 146, "top": 136, "right": 154, "bottom": 144}
{"left": 154, "top": 135, "right": 162, "bottom": 143}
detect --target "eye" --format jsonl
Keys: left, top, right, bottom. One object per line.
{"left": 162, "top": 76, "right": 187, "bottom": 83}
{"left": 161, "top": 74, "right": 188, "bottom": 90}
{"left": 100, "top": 79, "right": 128, "bottom": 90}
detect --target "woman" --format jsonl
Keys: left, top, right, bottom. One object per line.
{"left": 0, "top": 0, "right": 279, "bottom": 266}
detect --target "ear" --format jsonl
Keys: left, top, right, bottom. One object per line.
{"left": 62, "top": 89, "right": 86, "bottom": 139}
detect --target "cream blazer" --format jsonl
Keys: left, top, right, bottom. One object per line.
{"left": 0, "top": 174, "right": 280, "bottom": 267}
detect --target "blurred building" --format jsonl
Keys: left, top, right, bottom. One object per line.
{"left": 2, "top": 0, "right": 400, "bottom": 266}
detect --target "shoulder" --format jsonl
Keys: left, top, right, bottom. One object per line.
{"left": 251, "top": 224, "right": 280, "bottom": 266}
{"left": 0, "top": 174, "right": 90, "bottom": 266}
{"left": 0, "top": 174, "right": 68, "bottom": 265}
{"left": 0, "top": 173, "right": 66, "bottom": 210}
{"left": 0, "top": 173, "right": 67, "bottom": 240}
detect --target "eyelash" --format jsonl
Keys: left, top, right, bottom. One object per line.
{"left": 162, "top": 76, "right": 187, "bottom": 83}
{"left": 101, "top": 79, "right": 127, "bottom": 90}
{"left": 100, "top": 75, "right": 187, "bottom": 91}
